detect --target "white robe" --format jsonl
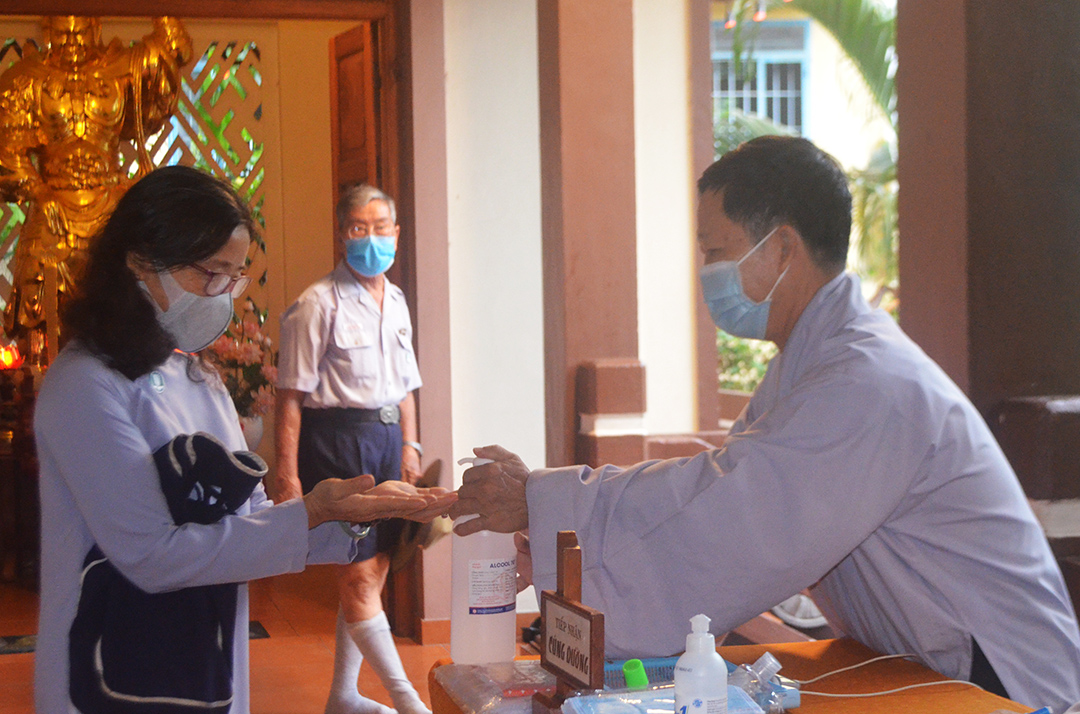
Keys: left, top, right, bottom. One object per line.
{"left": 527, "top": 273, "right": 1080, "bottom": 712}
{"left": 34, "top": 346, "right": 358, "bottom": 714}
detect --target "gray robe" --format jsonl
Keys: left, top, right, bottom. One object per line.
{"left": 527, "top": 273, "right": 1080, "bottom": 712}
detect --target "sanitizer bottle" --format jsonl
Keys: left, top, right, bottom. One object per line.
{"left": 674, "top": 614, "right": 728, "bottom": 714}
{"left": 450, "top": 457, "right": 518, "bottom": 664}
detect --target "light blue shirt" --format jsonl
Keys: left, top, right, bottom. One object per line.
{"left": 34, "top": 345, "right": 357, "bottom": 714}
{"left": 277, "top": 263, "right": 422, "bottom": 409}
{"left": 527, "top": 273, "right": 1080, "bottom": 713}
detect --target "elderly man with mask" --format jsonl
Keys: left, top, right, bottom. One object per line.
{"left": 451, "top": 136, "right": 1080, "bottom": 713}
{"left": 272, "top": 184, "right": 426, "bottom": 714}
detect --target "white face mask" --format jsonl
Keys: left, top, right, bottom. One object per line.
{"left": 144, "top": 269, "right": 234, "bottom": 353}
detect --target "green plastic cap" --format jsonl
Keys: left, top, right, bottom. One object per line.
{"left": 622, "top": 659, "right": 649, "bottom": 690}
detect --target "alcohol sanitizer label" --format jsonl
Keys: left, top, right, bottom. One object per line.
{"left": 468, "top": 557, "right": 517, "bottom": 614}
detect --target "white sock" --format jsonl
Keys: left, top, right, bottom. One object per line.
{"left": 326, "top": 608, "right": 395, "bottom": 714}
{"left": 348, "top": 611, "right": 431, "bottom": 714}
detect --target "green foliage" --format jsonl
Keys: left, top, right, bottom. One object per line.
{"left": 789, "top": 0, "right": 899, "bottom": 309}
{"left": 787, "top": 0, "right": 896, "bottom": 125}
{"left": 716, "top": 330, "right": 778, "bottom": 392}
{"left": 848, "top": 140, "right": 898, "bottom": 310}
{"left": 718, "top": 1, "right": 757, "bottom": 80}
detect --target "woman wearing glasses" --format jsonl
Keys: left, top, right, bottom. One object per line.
{"left": 32, "top": 165, "right": 455, "bottom": 714}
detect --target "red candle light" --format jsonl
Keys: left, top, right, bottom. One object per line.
{"left": 0, "top": 343, "right": 24, "bottom": 370}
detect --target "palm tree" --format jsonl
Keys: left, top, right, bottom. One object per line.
{"left": 787, "top": 0, "right": 895, "bottom": 124}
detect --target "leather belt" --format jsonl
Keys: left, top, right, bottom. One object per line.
{"left": 359, "top": 405, "right": 401, "bottom": 424}
{"left": 301, "top": 405, "right": 400, "bottom": 425}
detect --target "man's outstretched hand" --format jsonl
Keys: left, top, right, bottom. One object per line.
{"left": 449, "top": 444, "right": 530, "bottom": 535}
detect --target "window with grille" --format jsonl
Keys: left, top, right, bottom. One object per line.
{"left": 711, "top": 20, "right": 809, "bottom": 135}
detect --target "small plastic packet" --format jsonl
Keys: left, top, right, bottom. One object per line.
{"left": 434, "top": 660, "right": 556, "bottom": 714}
{"left": 561, "top": 684, "right": 763, "bottom": 714}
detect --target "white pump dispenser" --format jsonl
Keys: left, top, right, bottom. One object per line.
{"left": 674, "top": 614, "right": 728, "bottom": 714}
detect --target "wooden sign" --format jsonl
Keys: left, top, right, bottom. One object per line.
{"left": 541, "top": 593, "right": 603, "bottom": 688}
{"left": 533, "top": 531, "right": 605, "bottom": 714}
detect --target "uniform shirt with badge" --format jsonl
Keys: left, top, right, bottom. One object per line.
{"left": 278, "top": 262, "right": 422, "bottom": 409}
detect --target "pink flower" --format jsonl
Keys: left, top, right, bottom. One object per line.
{"left": 251, "top": 384, "right": 275, "bottom": 417}
{"left": 238, "top": 342, "right": 262, "bottom": 364}
{"left": 208, "top": 312, "right": 276, "bottom": 417}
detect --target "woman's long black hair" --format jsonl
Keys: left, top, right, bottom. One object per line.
{"left": 64, "top": 165, "right": 256, "bottom": 380}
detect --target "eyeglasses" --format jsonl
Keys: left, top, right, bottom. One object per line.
{"left": 186, "top": 263, "right": 251, "bottom": 298}
{"left": 346, "top": 222, "right": 395, "bottom": 239}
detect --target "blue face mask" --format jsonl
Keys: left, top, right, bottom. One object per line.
{"left": 345, "top": 235, "right": 396, "bottom": 277}
{"left": 699, "top": 226, "right": 788, "bottom": 340}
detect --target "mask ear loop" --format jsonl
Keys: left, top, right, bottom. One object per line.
{"left": 737, "top": 225, "right": 789, "bottom": 304}
{"left": 765, "top": 226, "right": 797, "bottom": 301}
{"left": 763, "top": 263, "right": 790, "bottom": 302}
{"left": 736, "top": 226, "right": 781, "bottom": 266}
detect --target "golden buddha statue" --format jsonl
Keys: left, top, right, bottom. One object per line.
{"left": 0, "top": 16, "right": 192, "bottom": 364}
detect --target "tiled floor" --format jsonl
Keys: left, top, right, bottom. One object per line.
{"left": 0, "top": 565, "right": 453, "bottom": 714}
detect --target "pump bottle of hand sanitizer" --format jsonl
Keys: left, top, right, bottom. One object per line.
{"left": 674, "top": 614, "right": 728, "bottom": 714}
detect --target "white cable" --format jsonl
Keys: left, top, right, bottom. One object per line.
{"left": 802, "top": 679, "right": 983, "bottom": 698}
{"left": 789, "top": 653, "right": 917, "bottom": 685}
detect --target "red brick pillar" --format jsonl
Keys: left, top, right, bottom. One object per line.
{"left": 538, "top": 0, "right": 640, "bottom": 467}
{"left": 575, "top": 359, "right": 646, "bottom": 467}
{"left": 899, "top": 1, "right": 1080, "bottom": 616}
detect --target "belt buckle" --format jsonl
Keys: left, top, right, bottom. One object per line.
{"left": 379, "top": 405, "right": 399, "bottom": 424}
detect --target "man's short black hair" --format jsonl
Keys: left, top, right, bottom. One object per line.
{"left": 698, "top": 136, "right": 851, "bottom": 271}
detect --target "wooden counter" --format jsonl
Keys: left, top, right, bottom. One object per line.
{"left": 429, "top": 638, "right": 1034, "bottom": 714}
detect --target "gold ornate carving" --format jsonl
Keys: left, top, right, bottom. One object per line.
{"left": 0, "top": 16, "right": 191, "bottom": 365}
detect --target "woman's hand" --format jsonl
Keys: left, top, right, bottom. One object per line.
{"left": 364, "top": 480, "right": 457, "bottom": 522}
{"left": 303, "top": 475, "right": 456, "bottom": 529}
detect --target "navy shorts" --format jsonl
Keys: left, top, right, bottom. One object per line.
{"left": 297, "top": 407, "right": 404, "bottom": 563}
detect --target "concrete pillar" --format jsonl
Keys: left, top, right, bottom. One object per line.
{"left": 899, "top": 1, "right": 1080, "bottom": 413}
{"left": 898, "top": 0, "right": 1080, "bottom": 609}
{"left": 538, "top": 0, "right": 640, "bottom": 467}
{"left": 690, "top": 0, "right": 720, "bottom": 432}
{"left": 402, "top": 0, "right": 455, "bottom": 638}
{"left": 896, "top": 1, "right": 969, "bottom": 392}
{"left": 575, "top": 359, "right": 646, "bottom": 467}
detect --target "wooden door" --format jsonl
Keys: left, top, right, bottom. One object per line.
{"left": 330, "top": 21, "right": 405, "bottom": 285}
{"left": 331, "top": 21, "right": 419, "bottom": 638}
{"left": 332, "top": 24, "right": 379, "bottom": 197}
